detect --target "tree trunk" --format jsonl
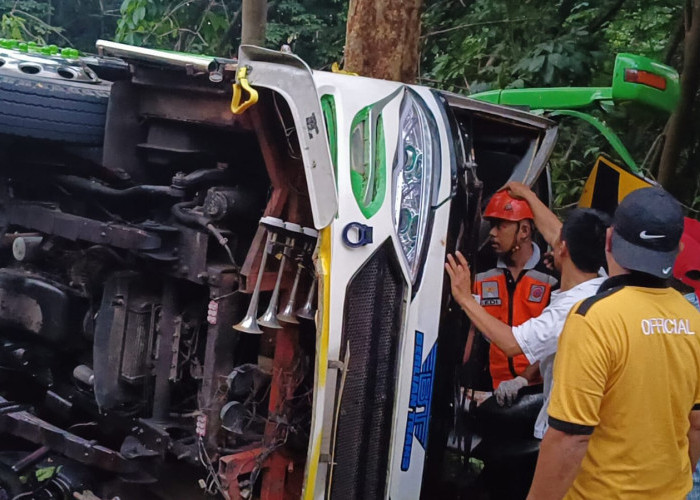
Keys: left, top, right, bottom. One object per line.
{"left": 657, "top": 0, "right": 700, "bottom": 187}
{"left": 241, "top": 0, "right": 267, "bottom": 47}
{"left": 215, "top": 7, "right": 242, "bottom": 56}
{"left": 664, "top": 17, "right": 685, "bottom": 64}
{"left": 344, "top": 0, "right": 423, "bottom": 83}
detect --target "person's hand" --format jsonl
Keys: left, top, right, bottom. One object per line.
{"left": 494, "top": 376, "right": 528, "bottom": 406}
{"left": 500, "top": 181, "right": 533, "bottom": 200}
{"left": 445, "top": 251, "right": 474, "bottom": 306}
{"left": 543, "top": 250, "right": 555, "bottom": 271}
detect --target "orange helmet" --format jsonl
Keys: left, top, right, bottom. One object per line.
{"left": 484, "top": 191, "right": 534, "bottom": 221}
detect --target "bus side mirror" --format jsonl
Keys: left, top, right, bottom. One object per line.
{"left": 610, "top": 53, "right": 680, "bottom": 113}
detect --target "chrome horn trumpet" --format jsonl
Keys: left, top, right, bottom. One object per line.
{"left": 257, "top": 222, "right": 302, "bottom": 329}
{"left": 233, "top": 216, "right": 284, "bottom": 334}
{"left": 296, "top": 278, "right": 316, "bottom": 321}
{"left": 278, "top": 227, "right": 317, "bottom": 324}
{"left": 276, "top": 261, "right": 302, "bottom": 324}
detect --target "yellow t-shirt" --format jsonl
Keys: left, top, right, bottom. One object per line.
{"left": 548, "top": 279, "right": 700, "bottom": 500}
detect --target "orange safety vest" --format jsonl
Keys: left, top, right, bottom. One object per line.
{"left": 475, "top": 266, "right": 557, "bottom": 389}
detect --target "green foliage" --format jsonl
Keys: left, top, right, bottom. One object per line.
{"left": 549, "top": 114, "right": 616, "bottom": 211}
{"left": 421, "top": 0, "right": 680, "bottom": 91}
{"left": 114, "top": 0, "right": 345, "bottom": 65}
{"left": 423, "top": 0, "right": 570, "bottom": 92}
{"left": 605, "top": 3, "right": 680, "bottom": 58}
{"left": 115, "top": 0, "right": 237, "bottom": 54}
{"left": 421, "top": 0, "right": 683, "bottom": 208}
{"left": 509, "top": 30, "right": 600, "bottom": 87}
{"left": 0, "top": 0, "right": 121, "bottom": 52}
{"left": 0, "top": 0, "right": 62, "bottom": 44}
{"left": 35, "top": 465, "right": 61, "bottom": 482}
{"left": 266, "top": 0, "right": 345, "bottom": 69}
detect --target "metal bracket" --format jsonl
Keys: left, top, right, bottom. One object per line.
{"left": 327, "top": 359, "right": 345, "bottom": 371}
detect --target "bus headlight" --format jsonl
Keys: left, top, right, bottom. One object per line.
{"left": 392, "top": 89, "right": 441, "bottom": 285}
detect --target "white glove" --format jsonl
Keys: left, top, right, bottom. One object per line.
{"left": 494, "top": 376, "right": 528, "bottom": 407}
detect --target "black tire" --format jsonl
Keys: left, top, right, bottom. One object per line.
{"left": 0, "top": 72, "right": 111, "bottom": 145}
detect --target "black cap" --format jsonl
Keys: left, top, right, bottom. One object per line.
{"left": 611, "top": 187, "right": 684, "bottom": 278}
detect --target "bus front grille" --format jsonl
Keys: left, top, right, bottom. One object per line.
{"left": 330, "top": 241, "right": 405, "bottom": 500}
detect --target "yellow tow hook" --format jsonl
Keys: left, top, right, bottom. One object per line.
{"left": 331, "top": 62, "right": 358, "bottom": 76}
{"left": 231, "top": 66, "right": 258, "bottom": 115}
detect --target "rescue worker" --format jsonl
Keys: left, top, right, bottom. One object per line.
{"left": 528, "top": 188, "right": 700, "bottom": 499}
{"left": 474, "top": 191, "right": 557, "bottom": 401}
{"left": 445, "top": 184, "right": 609, "bottom": 439}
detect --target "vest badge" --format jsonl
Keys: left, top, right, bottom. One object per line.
{"left": 482, "top": 281, "right": 500, "bottom": 299}
{"left": 528, "top": 284, "right": 546, "bottom": 303}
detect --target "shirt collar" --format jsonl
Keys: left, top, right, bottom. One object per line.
{"left": 552, "top": 276, "right": 605, "bottom": 297}
{"left": 597, "top": 272, "right": 669, "bottom": 294}
{"left": 497, "top": 242, "right": 540, "bottom": 270}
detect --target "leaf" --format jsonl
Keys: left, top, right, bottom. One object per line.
{"left": 507, "top": 78, "right": 525, "bottom": 89}
{"left": 35, "top": 466, "right": 60, "bottom": 482}
{"left": 543, "top": 61, "right": 554, "bottom": 84}
{"left": 528, "top": 54, "right": 546, "bottom": 72}
{"left": 548, "top": 52, "right": 563, "bottom": 69}
{"left": 133, "top": 5, "right": 145, "bottom": 24}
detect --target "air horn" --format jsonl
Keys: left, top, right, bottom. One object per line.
{"left": 296, "top": 229, "right": 318, "bottom": 321}
{"left": 257, "top": 222, "right": 302, "bottom": 329}
{"left": 296, "top": 278, "right": 317, "bottom": 321}
{"left": 278, "top": 227, "right": 318, "bottom": 324}
{"left": 233, "top": 216, "right": 284, "bottom": 334}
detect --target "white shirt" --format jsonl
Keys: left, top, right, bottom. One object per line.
{"left": 512, "top": 276, "right": 606, "bottom": 439}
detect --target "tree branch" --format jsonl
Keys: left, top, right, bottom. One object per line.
{"left": 11, "top": 9, "right": 72, "bottom": 45}
{"left": 588, "top": 0, "right": 627, "bottom": 32}
{"left": 665, "top": 16, "right": 685, "bottom": 64}
{"left": 421, "top": 17, "right": 535, "bottom": 38}
{"left": 558, "top": 0, "right": 576, "bottom": 22}
{"left": 640, "top": 129, "right": 666, "bottom": 176}
{"left": 561, "top": 129, "right": 580, "bottom": 165}
{"left": 214, "top": 7, "right": 241, "bottom": 55}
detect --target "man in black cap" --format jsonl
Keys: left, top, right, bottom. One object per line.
{"left": 527, "top": 187, "right": 700, "bottom": 500}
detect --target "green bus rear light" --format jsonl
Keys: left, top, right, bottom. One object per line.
{"left": 624, "top": 69, "right": 666, "bottom": 91}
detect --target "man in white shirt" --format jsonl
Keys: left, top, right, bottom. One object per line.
{"left": 445, "top": 182, "right": 610, "bottom": 439}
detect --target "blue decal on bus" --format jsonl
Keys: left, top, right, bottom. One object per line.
{"left": 401, "top": 330, "right": 437, "bottom": 471}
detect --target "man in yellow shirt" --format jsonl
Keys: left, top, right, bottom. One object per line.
{"left": 528, "top": 187, "right": 700, "bottom": 500}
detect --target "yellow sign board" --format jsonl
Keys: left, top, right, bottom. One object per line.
{"left": 578, "top": 155, "right": 653, "bottom": 214}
